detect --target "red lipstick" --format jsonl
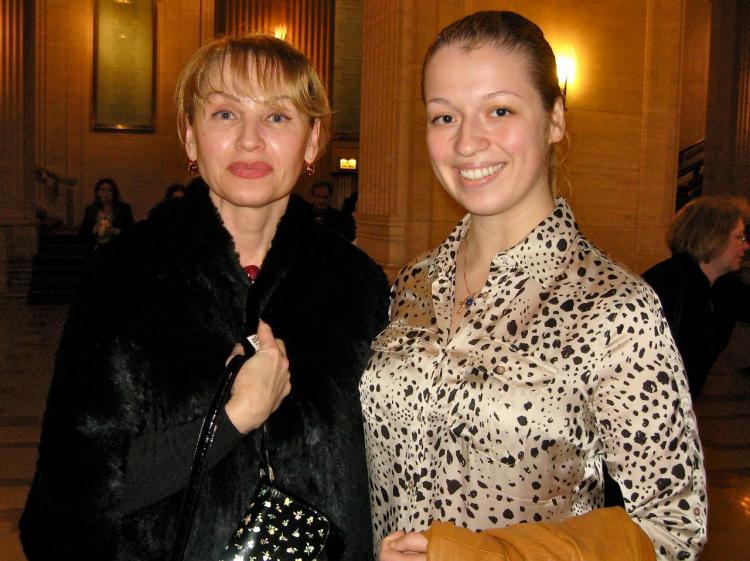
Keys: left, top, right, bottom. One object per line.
{"left": 228, "top": 161, "right": 273, "bottom": 179}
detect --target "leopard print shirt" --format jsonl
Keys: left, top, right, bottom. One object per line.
{"left": 360, "top": 199, "right": 706, "bottom": 561}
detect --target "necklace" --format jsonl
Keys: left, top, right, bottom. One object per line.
{"left": 243, "top": 264, "right": 260, "bottom": 282}
{"left": 457, "top": 244, "right": 480, "bottom": 312}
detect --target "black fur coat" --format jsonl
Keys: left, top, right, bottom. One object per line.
{"left": 20, "top": 179, "right": 389, "bottom": 560}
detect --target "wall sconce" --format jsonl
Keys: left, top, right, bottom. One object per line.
{"left": 273, "top": 25, "right": 287, "bottom": 41}
{"left": 555, "top": 47, "right": 577, "bottom": 107}
{"left": 339, "top": 158, "right": 357, "bottom": 170}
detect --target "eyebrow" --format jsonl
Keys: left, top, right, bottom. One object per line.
{"left": 482, "top": 90, "right": 520, "bottom": 100}
{"left": 425, "top": 90, "right": 520, "bottom": 105}
{"left": 205, "top": 91, "right": 293, "bottom": 105}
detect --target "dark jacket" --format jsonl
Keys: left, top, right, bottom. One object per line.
{"left": 642, "top": 253, "right": 750, "bottom": 396}
{"left": 78, "top": 201, "right": 134, "bottom": 248}
{"left": 20, "top": 179, "right": 389, "bottom": 561}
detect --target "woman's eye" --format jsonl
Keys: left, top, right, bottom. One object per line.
{"left": 431, "top": 114, "right": 454, "bottom": 125}
{"left": 269, "top": 113, "right": 289, "bottom": 123}
{"left": 211, "top": 110, "right": 234, "bottom": 120}
{"left": 492, "top": 107, "right": 510, "bottom": 117}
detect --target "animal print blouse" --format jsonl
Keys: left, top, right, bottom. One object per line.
{"left": 360, "top": 200, "right": 706, "bottom": 561}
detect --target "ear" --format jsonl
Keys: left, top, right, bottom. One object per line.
{"left": 547, "top": 97, "right": 566, "bottom": 144}
{"left": 184, "top": 122, "right": 198, "bottom": 161}
{"left": 304, "top": 119, "right": 322, "bottom": 164}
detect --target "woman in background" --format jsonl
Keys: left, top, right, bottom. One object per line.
{"left": 78, "top": 177, "right": 133, "bottom": 249}
{"left": 362, "top": 11, "right": 706, "bottom": 561}
{"left": 22, "top": 34, "right": 387, "bottom": 561}
{"left": 643, "top": 195, "right": 750, "bottom": 398}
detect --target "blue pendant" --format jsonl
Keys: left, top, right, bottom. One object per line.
{"left": 465, "top": 296, "right": 474, "bottom": 308}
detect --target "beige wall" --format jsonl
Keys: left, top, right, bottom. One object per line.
{"left": 34, "top": 0, "right": 211, "bottom": 226}
{"left": 358, "top": 0, "right": 687, "bottom": 279}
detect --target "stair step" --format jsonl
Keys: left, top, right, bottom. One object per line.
{"left": 33, "top": 254, "right": 87, "bottom": 268}
{"left": 28, "top": 231, "right": 87, "bottom": 305}
{"left": 30, "top": 276, "right": 82, "bottom": 290}
{"left": 37, "top": 245, "right": 87, "bottom": 256}
{"left": 28, "top": 290, "right": 76, "bottom": 305}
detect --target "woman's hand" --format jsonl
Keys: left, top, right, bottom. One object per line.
{"left": 380, "top": 531, "right": 428, "bottom": 561}
{"left": 224, "top": 321, "right": 291, "bottom": 434}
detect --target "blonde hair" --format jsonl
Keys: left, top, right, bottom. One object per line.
{"left": 667, "top": 195, "right": 750, "bottom": 262}
{"left": 175, "top": 34, "right": 330, "bottom": 159}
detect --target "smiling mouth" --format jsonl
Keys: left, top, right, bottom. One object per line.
{"left": 459, "top": 164, "right": 503, "bottom": 181}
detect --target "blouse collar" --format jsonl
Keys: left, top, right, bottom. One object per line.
{"left": 430, "top": 198, "right": 584, "bottom": 288}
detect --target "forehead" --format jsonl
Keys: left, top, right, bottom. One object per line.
{"left": 199, "top": 54, "right": 288, "bottom": 103}
{"left": 424, "top": 43, "right": 534, "bottom": 97}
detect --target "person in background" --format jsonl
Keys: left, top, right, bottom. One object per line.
{"left": 363, "top": 10, "right": 705, "bottom": 561}
{"left": 311, "top": 180, "right": 355, "bottom": 241}
{"left": 21, "top": 34, "right": 388, "bottom": 561}
{"left": 78, "top": 177, "right": 133, "bottom": 249}
{"left": 341, "top": 190, "right": 359, "bottom": 243}
{"left": 165, "top": 183, "right": 186, "bottom": 199}
{"left": 642, "top": 195, "right": 750, "bottom": 398}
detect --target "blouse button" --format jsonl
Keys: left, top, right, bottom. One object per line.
{"left": 494, "top": 365, "right": 507, "bottom": 375}
{"left": 407, "top": 480, "right": 415, "bottom": 492}
{"left": 693, "top": 507, "right": 701, "bottom": 516}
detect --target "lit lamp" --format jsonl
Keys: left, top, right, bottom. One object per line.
{"left": 555, "top": 48, "right": 576, "bottom": 108}
{"left": 339, "top": 158, "right": 357, "bottom": 171}
{"left": 273, "top": 25, "right": 287, "bottom": 41}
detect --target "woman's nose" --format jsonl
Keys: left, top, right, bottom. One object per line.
{"left": 454, "top": 118, "right": 489, "bottom": 156}
{"left": 236, "top": 120, "right": 264, "bottom": 151}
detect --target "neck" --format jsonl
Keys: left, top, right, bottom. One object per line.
{"left": 466, "top": 193, "right": 555, "bottom": 265}
{"left": 210, "top": 192, "right": 290, "bottom": 266}
{"left": 699, "top": 260, "right": 725, "bottom": 286}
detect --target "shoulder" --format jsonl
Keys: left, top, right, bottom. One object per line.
{"left": 642, "top": 254, "right": 700, "bottom": 301}
{"left": 642, "top": 255, "right": 683, "bottom": 284}
{"left": 570, "top": 241, "right": 663, "bottom": 321}
{"left": 284, "top": 194, "right": 386, "bottom": 292}
{"left": 77, "top": 182, "right": 241, "bottom": 317}
{"left": 305, "top": 227, "right": 389, "bottom": 312}
{"left": 391, "top": 249, "right": 434, "bottom": 292}
{"left": 266, "top": 197, "right": 389, "bottom": 337}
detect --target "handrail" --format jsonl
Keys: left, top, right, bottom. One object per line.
{"left": 35, "top": 167, "right": 79, "bottom": 227}
{"left": 677, "top": 139, "right": 705, "bottom": 178}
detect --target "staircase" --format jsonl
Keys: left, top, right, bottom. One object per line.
{"left": 28, "top": 228, "right": 87, "bottom": 304}
{"left": 676, "top": 139, "right": 705, "bottom": 211}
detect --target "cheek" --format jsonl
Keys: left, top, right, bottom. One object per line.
{"left": 196, "top": 131, "right": 228, "bottom": 161}
{"left": 497, "top": 125, "right": 538, "bottom": 158}
{"left": 426, "top": 131, "right": 451, "bottom": 165}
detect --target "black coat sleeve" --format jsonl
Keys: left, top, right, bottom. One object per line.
{"left": 121, "top": 409, "right": 242, "bottom": 514}
{"left": 78, "top": 205, "right": 98, "bottom": 246}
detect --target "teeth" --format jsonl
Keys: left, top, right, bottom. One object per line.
{"left": 459, "top": 164, "right": 501, "bottom": 180}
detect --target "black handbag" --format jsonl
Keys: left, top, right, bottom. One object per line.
{"left": 171, "top": 345, "right": 330, "bottom": 561}
{"left": 218, "top": 424, "right": 330, "bottom": 561}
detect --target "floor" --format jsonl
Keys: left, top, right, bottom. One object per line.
{"left": 0, "top": 299, "right": 748, "bottom": 560}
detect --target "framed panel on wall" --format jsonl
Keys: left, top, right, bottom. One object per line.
{"left": 93, "top": 0, "right": 156, "bottom": 132}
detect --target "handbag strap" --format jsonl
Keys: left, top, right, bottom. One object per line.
{"left": 260, "top": 423, "right": 275, "bottom": 482}
{"left": 171, "top": 251, "right": 290, "bottom": 560}
{"left": 170, "top": 349, "right": 254, "bottom": 561}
